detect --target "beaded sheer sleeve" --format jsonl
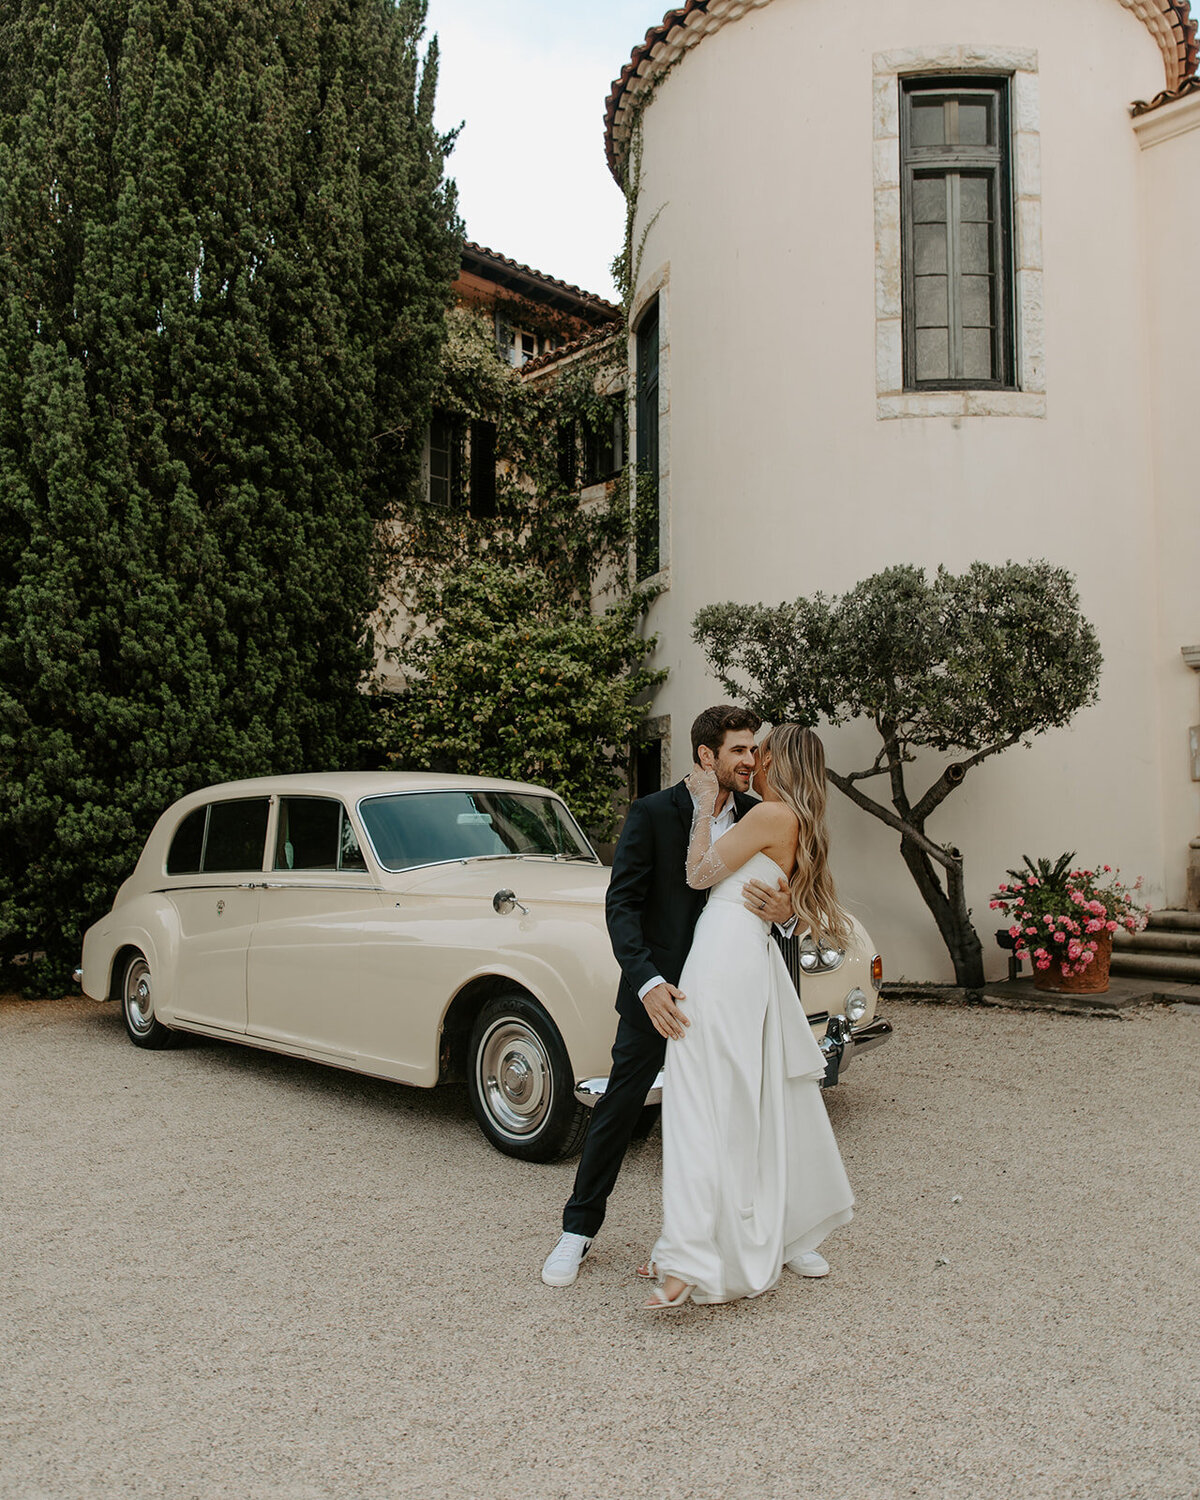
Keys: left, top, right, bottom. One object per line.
{"left": 685, "top": 808, "right": 732, "bottom": 890}
{"left": 684, "top": 768, "right": 733, "bottom": 890}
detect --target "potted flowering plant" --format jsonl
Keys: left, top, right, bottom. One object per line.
{"left": 990, "top": 853, "right": 1150, "bottom": 994}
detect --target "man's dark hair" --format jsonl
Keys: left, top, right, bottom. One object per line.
{"left": 690, "top": 704, "right": 762, "bottom": 763}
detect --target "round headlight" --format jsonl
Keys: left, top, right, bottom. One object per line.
{"left": 800, "top": 951, "right": 818, "bottom": 970}
{"left": 818, "top": 947, "right": 842, "bottom": 968}
{"left": 845, "top": 987, "right": 868, "bottom": 1023}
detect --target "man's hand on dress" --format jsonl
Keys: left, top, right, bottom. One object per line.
{"left": 642, "top": 981, "right": 690, "bottom": 1041}
{"left": 743, "top": 875, "right": 793, "bottom": 926}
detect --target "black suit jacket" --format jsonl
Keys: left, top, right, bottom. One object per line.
{"left": 605, "top": 779, "right": 756, "bottom": 1031}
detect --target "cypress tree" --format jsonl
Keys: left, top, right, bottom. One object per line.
{"left": 0, "top": 0, "right": 461, "bottom": 985}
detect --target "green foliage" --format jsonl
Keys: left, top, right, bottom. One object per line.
{"left": 392, "top": 306, "right": 629, "bottom": 606}
{"left": 693, "top": 561, "right": 1104, "bottom": 987}
{"left": 0, "top": 0, "right": 461, "bottom": 989}
{"left": 694, "top": 561, "right": 1102, "bottom": 750}
{"left": 384, "top": 560, "right": 664, "bottom": 836}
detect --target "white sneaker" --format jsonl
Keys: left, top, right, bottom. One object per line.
{"left": 786, "top": 1250, "right": 830, "bottom": 1278}
{"left": 541, "top": 1231, "right": 594, "bottom": 1287}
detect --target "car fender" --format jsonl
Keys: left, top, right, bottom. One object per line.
{"left": 80, "top": 894, "right": 180, "bottom": 1009}
{"left": 440, "top": 938, "right": 617, "bottom": 1084}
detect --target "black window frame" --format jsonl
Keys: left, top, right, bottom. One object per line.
{"left": 900, "top": 75, "right": 1015, "bottom": 391}
{"left": 634, "top": 297, "right": 660, "bottom": 580}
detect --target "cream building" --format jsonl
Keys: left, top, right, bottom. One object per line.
{"left": 606, "top": 0, "right": 1200, "bottom": 982}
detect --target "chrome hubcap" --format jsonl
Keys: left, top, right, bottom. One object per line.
{"left": 124, "top": 959, "right": 153, "bottom": 1033}
{"left": 477, "top": 1020, "right": 551, "bottom": 1138}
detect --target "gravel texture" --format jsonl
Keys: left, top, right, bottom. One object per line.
{"left": 2, "top": 994, "right": 1198, "bottom": 1500}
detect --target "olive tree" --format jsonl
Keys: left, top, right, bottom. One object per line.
{"left": 693, "top": 561, "right": 1103, "bottom": 987}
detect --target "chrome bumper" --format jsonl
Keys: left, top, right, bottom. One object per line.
{"left": 72, "top": 967, "right": 83, "bottom": 986}
{"left": 819, "top": 1014, "right": 892, "bottom": 1084}
{"left": 574, "top": 1074, "right": 664, "bottom": 1109}
{"left": 574, "top": 1013, "right": 892, "bottom": 1106}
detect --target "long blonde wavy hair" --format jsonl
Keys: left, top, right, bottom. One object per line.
{"left": 760, "top": 724, "right": 853, "bottom": 947}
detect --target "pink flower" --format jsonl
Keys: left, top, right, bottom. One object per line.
{"left": 1025, "top": 927, "right": 1037, "bottom": 936}
{"left": 1103, "top": 864, "right": 1111, "bottom": 873}
{"left": 998, "top": 883, "right": 1010, "bottom": 893}
{"left": 1085, "top": 918, "right": 1103, "bottom": 933}
{"left": 1008, "top": 925, "right": 1022, "bottom": 939}
{"left": 1035, "top": 958, "right": 1051, "bottom": 970}
{"left": 1067, "top": 940, "right": 1082, "bottom": 959}
{"left": 1027, "top": 875, "right": 1040, "bottom": 886}
{"left": 1053, "top": 931, "right": 1065, "bottom": 943}
{"left": 1106, "top": 920, "right": 1118, "bottom": 933}
{"left": 1088, "top": 900, "right": 1105, "bottom": 915}
{"left": 989, "top": 900, "right": 1001, "bottom": 910}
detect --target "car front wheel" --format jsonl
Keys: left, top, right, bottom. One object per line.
{"left": 120, "top": 951, "right": 183, "bottom": 1050}
{"left": 467, "top": 993, "right": 589, "bottom": 1162}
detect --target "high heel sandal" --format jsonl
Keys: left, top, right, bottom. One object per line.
{"left": 635, "top": 1260, "right": 657, "bottom": 1280}
{"left": 643, "top": 1279, "right": 694, "bottom": 1311}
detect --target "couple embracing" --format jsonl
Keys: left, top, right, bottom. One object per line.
{"left": 542, "top": 704, "right": 855, "bottom": 1310}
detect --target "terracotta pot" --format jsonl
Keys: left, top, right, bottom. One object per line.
{"left": 1032, "top": 931, "right": 1113, "bottom": 994}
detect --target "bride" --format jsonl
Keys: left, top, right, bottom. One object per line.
{"left": 643, "top": 723, "right": 855, "bottom": 1310}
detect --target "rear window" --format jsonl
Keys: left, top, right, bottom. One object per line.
{"left": 165, "top": 798, "right": 270, "bottom": 875}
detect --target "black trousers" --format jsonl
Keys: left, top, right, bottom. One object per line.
{"left": 562, "top": 1014, "right": 666, "bottom": 1238}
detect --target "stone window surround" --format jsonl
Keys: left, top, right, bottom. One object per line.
{"left": 874, "top": 46, "right": 1046, "bottom": 420}
{"left": 629, "top": 263, "right": 672, "bottom": 584}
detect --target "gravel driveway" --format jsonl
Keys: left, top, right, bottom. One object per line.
{"left": 2, "top": 993, "right": 1197, "bottom": 1500}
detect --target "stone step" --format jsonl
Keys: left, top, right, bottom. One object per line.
{"left": 1146, "top": 909, "right": 1200, "bottom": 933}
{"left": 1113, "top": 927, "right": 1200, "bottom": 955}
{"left": 1109, "top": 950, "right": 1200, "bottom": 983}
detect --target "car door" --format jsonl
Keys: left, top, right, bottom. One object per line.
{"left": 246, "top": 796, "right": 386, "bottom": 1060}
{"left": 164, "top": 797, "right": 269, "bottom": 1033}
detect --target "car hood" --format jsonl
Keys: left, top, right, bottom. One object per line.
{"left": 391, "top": 857, "right": 610, "bottom": 906}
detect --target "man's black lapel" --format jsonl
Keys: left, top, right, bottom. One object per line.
{"left": 732, "top": 790, "right": 758, "bottom": 821}
{"left": 671, "top": 778, "right": 693, "bottom": 833}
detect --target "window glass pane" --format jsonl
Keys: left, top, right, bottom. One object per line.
{"left": 959, "top": 176, "right": 991, "bottom": 223}
{"left": 957, "top": 100, "right": 991, "bottom": 146}
{"left": 913, "top": 222, "right": 948, "bottom": 274}
{"left": 166, "top": 807, "right": 206, "bottom": 875}
{"left": 960, "top": 276, "right": 993, "bottom": 328}
{"left": 202, "top": 799, "right": 269, "bottom": 873}
{"left": 912, "top": 177, "right": 947, "bottom": 223}
{"left": 910, "top": 97, "right": 946, "bottom": 147}
{"left": 275, "top": 798, "right": 340, "bottom": 871}
{"left": 962, "top": 328, "right": 995, "bottom": 381}
{"left": 959, "top": 222, "right": 992, "bottom": 275}
{"left": 914, "top": 276, "right": 948, "bottom": 328}
{"left": 359, "top": 791, "right": 594, "bottom": 872}
{"left": 915, "top": 328, "right": 949, "bottom": 381}
{"left": 340, "top": 814, "right": 367, "bottom": 872}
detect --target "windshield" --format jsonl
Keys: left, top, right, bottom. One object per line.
{"left": 357, "top": 790, "right": 597, "bottom": 873}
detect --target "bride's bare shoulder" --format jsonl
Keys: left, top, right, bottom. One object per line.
{"left": 743, "top": 800, "right": 798, "bottom": 831}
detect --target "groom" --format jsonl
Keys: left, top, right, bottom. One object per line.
{"left": 541, "top": 703, "right": 795, "bottom": 1287}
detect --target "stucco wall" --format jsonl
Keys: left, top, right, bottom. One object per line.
{"left": 1135, "top": 93, "right": 1200, "bottom": 907}
{"left": 625, "top": 0, "right": 1179, "bottom": 981}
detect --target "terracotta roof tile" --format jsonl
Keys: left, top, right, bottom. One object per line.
{"left": 1132, "top": 70, "right": 1200, "bottom": 113}
{"left": 518, "top": 325, "right": 620, "bottom": 378}
{"left": 461, "top": 241, "right": 620, "bottom": 318}
{"left": 604, "top": 0, "right": 1199, "bottom": 179}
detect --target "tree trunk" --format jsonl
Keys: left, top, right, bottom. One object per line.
{"left": 899, "top": 835, "right": 986, "bottom": 989}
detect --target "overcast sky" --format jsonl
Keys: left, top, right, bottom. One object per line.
{"left": 422, "top": 0, "right": 656, "bottom": 302}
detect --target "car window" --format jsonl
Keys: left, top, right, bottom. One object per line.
{"left": 358, "top": 790, "right": 595, "bottom": 872}
{"left": 275, "top": 797, "right": 367, "bottom": 872}
{"left": 166, "top": 807, "right": 206, "bottom": 875}
{"left": 202, "top": 798, "right": 270, "bottom": 873}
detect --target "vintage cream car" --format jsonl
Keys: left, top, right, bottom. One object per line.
{"left": 78, "top": 772, "right": 891, "bottom": 1160}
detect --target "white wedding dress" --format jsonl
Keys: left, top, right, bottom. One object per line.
{"left": 650, "top": 849, "right": 855, "bottom": 1303}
